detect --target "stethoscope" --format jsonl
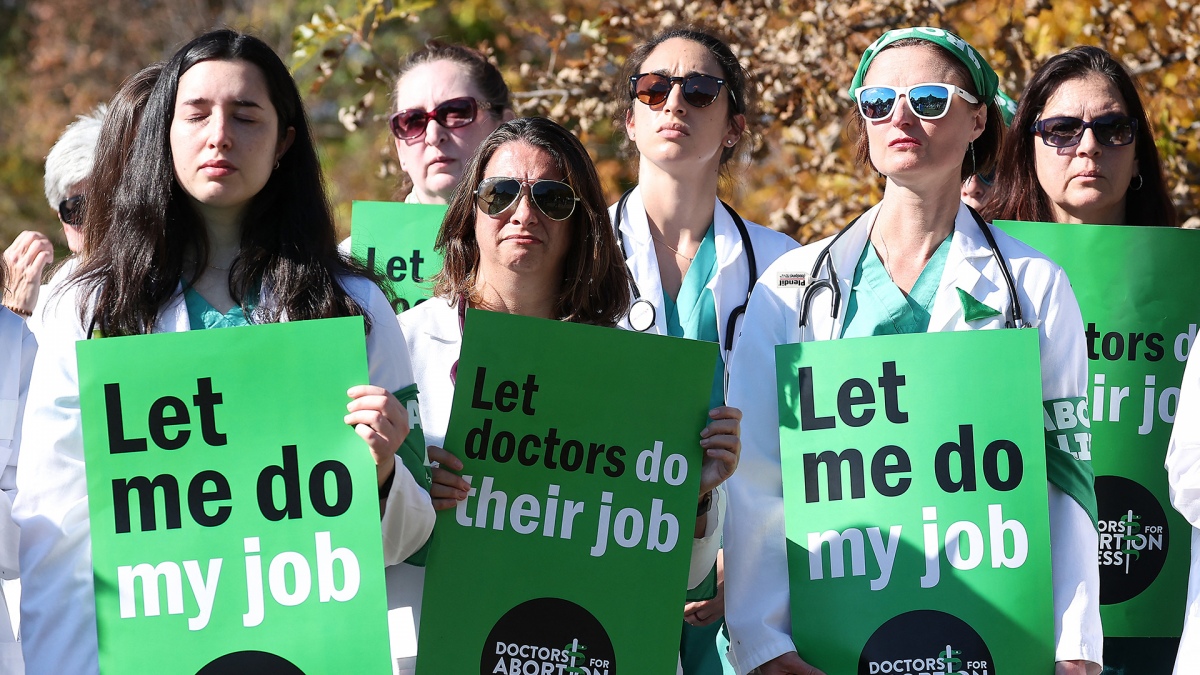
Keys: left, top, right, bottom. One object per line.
{"left": 799, "top": 205, "right": 1029, "bottom": 330}
{"left": 614, "top": 188, "right": 758, "bottom": 354}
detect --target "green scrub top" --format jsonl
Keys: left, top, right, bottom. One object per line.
{"left": 184, "top": 285, "right": 255, "bottom": 330}
{"left": 841, "top": 235, "right": 952, "bottom": 338}
{"left": 661, "top": 224, "right": 725, "bottom": 410}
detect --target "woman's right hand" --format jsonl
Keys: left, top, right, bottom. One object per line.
{"left": 3, "top": 230, "right": 54, "bottom": 314}
{"left": 427, "top": 445, "right": 471, "bottom": 511}
{"left": 756, "top": 652, "right": 826, "bottom": 675}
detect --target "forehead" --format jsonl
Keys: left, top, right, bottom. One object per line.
{"left": 1041, "top": 73, "right": 1128, "bottom": 117}
{"left": 862, "top": 44, "right": 967, "bottom": 88}
{"left": 482, "top": 141, "right": 563, "bottom": 180}
{"left": 395, "top": 59, "right": 486, "bottom": 110}
{"left": 640, "top": 37, "right": 724, "bottom": 76}
{"left": 175, "top": 59, "right": 272, "bottom": 106}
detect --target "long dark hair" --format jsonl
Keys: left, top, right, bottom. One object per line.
{"left": 74, "top": 29, "right": 373, "bottom": 336}
{"left": 985, "top": 46, "right": 1176, "bottom": 227}
{"left": 433, "top": 117, "right": 631, "bottom": 326}
{"left": 617, "top": 26, "right": 751, "bottom": 173}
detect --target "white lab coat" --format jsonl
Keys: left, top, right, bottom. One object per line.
{"left": 723, "top": 201, "right": 1102, "bottom": 674}
{"left": 1166, "top": 349, "right": 1200, "bottom": 674}
{"left": 610, "top": 187, "right": 799, "bottom": 370}
{"left": 397, "top": 297, "right": 729, "bottom": 672}
{"left": 0, "top": 308, "right": 35, "bottom": 675}
{"left": 12, "top": 276, "right": 434, "bottom": 675}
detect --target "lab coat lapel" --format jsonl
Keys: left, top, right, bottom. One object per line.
{"left": 815, "top": 204, "right": 876, "bottom": 341}
{"left": 617, "top": 186, "right": 668, "bottom": 335}
{"left": 929, "top": 204, "right": 1003, "bottom": 333}
{"left": 152, "top": 284, "right": 190, "bottom": 333}
{"left": 711, "top": 199, "right": 744, "bottom": 349}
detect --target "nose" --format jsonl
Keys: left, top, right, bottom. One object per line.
{"left": 889, "top": 94, "right": 915, "bottom": 127}
{"left": 507, "top": 183, "right": 540, "bottom": 224}
{"left": 662, "top": 81, "right": 689, "bottom": 115}
{"left": 207, "top": 113, "right": 232, "bottom": 149}
{"left": 424, "top": 115, "right": 448, "bottom": 146}
{"left": 962, "top": 176, "right": 984, "bottom": 199}
{"left": 1075, "top": 127, "right": 1102, "bottom": 156}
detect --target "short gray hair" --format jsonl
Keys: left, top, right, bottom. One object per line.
{"left": 43, "top": 106, "right": 106, "bottom": 209}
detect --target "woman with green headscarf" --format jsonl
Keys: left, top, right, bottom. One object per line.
{"left": 722, "top": 28, "right": 1101, "bottom": 675}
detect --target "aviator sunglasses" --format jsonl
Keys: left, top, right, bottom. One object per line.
{"left": 58, "top": 194, "right": 85, "bottom": 227}
{"left": 388, "top": 97, "right": 494, "bottom": 140}
{"left": 474, "top": 177, "right": 579, "bottom": 221}
{"left": 854, "top": 83, "right": 980, "bottom": 121}
{"left": 630, "top": 72, "right": 734, "bottom": 109}
{"left": 1030, "top": 114, "right": 1137, "bottom": 148}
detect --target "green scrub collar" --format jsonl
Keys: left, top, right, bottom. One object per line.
{"left": 848, "top": 27, "right": 999, "bottom": 105}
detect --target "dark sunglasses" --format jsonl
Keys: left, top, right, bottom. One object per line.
{"left": 474, "top": 177, "right": 578, "bottom": 221}
{"left": 388, "top": 97, "right": 494, "bottom": 140}
{"left": 976, "top": 171, "right": 995, "bottom": 187}
{"left": 629, "top": 73, "right": 732, "bottom": 109}
{"left": 854, "top": 83, "right": 980, "bottom": 121}
{"left": 1030, "top": 114, "right": 1137, "bottom": 148}
{"left": 58, "top": 195, "right": 85, "bottom": 226}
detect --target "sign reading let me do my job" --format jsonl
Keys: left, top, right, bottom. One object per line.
{"left": 418, "top": 310, "right": 717, "bottom": 675}
{"left": 78, "top": 318, "right": 390, "bottom": 674}
{"left": 778, "top": 329, "right": 1054, "bottom": 674}
{"left": 350, "top": 201, "right": 445, "bottom": 313}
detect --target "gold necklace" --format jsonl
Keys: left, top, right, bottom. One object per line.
{"left": 651, "top": 232, "right": 695, "bottom": 262}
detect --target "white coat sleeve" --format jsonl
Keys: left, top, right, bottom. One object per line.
{"left": 723, "top": 281, "right": 797, "bottom": 674}
{"left": 12, "top": 290, "right": 101, "bottom": 675}
{"left": 689, "top": 484, "right": 725, "bottom": 590}
{"left": 0, "top": 314, "right": 35, "bottom": 579}
{"left": 1167, "top": 348, "right": 1200, "bottom": 527}
{"left": 1038, "top": 266, "right": 1103, "bottom": 666}
{"left": 352, "top": 279, "right": 436, "bottom": 565}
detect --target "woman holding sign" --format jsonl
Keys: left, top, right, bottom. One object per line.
{"left": 0, "top": 262, "right": 35, "bottom": 674}
{"left": 402, "top": 116, "right": 743, "bottom": 673}
{"left": 723, "top": 28, "right": 1100, "bottom": 675}
{"left": 985, "top": 46, "right": 1176, "bottom": 228}
{"left": 612, "top": 28, "right": 798, "bottom": 673}
{"left": 14, "top": 30, "right": 434, "bottom": 674}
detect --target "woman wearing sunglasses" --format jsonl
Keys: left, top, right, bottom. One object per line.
{"left": 13, "top": 30, "right": 434, "bottom": 674}
{"left": 389, "top": 41, "right": 514, "bottom": 205}
{"left": 985, "top": 46, "right": 1175, "bottom": 228}
{"left": 614, "top": 28, "right": 798, "bottom": 674}
{"left": 402, "top": 116, "right": 743, "bottom": 675}
{"left": 723, "top": 28, "right": 1101, "bottom": 675}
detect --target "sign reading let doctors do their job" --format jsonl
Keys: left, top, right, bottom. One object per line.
{"left": 78, "top": 318, "right": 391, "bottom": 674}
{"left": 418, "top": 310, "right": 718, "bottom": 675}
{"left": 777, "top": 329, "right": 1054, "bottom": 674}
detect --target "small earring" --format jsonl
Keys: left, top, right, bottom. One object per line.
{"left": 969, "top": 141, "right": 977, "bottom": 177}
{"left": 1131, "top": 174, "right": 1144, "bottom": 191}
{"left": 274, "top": 160, "right": 281, "bottom": 170}
{"left": 726, "top": 139, "right": 735, "bottom": 146}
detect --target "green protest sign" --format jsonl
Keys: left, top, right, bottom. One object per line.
{"left": 350, "top": 201, "right": 446, "bottom": 313}
{"left": 78, "top": 318, "right": 391, "bottom": 674}
{"left": 777, "top": 329, "right": 1053, "bottom": 673}
{"left": 998, "top": 221, "right": 1200, "bottom": 638}
{"left": 417, "top": 310, "right": 718, "bottom": 675}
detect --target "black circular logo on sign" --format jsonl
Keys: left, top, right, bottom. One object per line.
{"left": 481, "top": 597, "right": 616, "bottom": 675}
{"left": 859, "top": 610, "right": 993, "bottom": 675}
{"left": 195, "top": 651, "right": 305, "bottom": 674}
{"left": 1096, "top": 474, "right": 1170, "bottom": 604}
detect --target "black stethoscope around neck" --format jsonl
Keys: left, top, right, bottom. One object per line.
{"left": 799, "top": 205, "right": 1029, "bottom": 331}
{"left": 614, "top": 188, "right": 758, "bottom": 353}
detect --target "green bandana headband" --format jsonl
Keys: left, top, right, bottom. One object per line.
{"left": 848, "top": 27, "right": 999, "bottom": 106}
{"left": 995, "top": 89, "right": 1018, "bottom": 126}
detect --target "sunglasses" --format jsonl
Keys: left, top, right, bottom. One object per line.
{"left": 58, "top": 195, "right": 85, "bottom": 227}
{"left": 854, "top": 83, "right": 980, "bottom": 121}
{"left": 474, "top": 177, "right": 579, "bottom": 221}
{"left": 1030, "top": 114, "right": 1137, "bottom": 148}
{"left": 629, "top": 73, "right": 732, "bottom": 109}
{"left": 388, "top": 97, "right": 494, "bottom": 140}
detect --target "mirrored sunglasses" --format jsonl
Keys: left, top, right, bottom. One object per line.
{"left": 474, "top": 177, "right": 579, "bottom": 221}
{"left": 388, "top": 97, "right": 492, "bottom": 140}
{"left": 1029, "top": 114, "right": 1137, "bottom": 148}
{"left": 854, "top": 83, "right": 980, "bottom": 121}
{"left": 58, "top": 194, "right": 85, "bottom": 227}
{"left": 630, "top": 72, "right": 731, "bottom": 109}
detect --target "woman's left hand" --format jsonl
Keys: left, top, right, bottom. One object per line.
{"left": 699, "top": 406, "right": 741, "bottom": 496}
{"left": 345, "top": 385, "right": 411, "bottom": 489}
{"left": 1055, "top": 661, "right": 1100, "bottom": 675}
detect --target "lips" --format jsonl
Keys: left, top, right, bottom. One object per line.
{"left": 658, "top": 122, "right": 690, "bottom": 138}
{"left": 200, "top": 159, "right": 236, "bottom": 176}
{"left": 888, "top": 136, "right": 920, "bottom": 148}
{"left": 503, "top": 232, "right": 542, "bottom": 245}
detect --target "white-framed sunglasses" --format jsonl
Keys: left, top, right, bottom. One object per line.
{"left": 854, "top": 83, "right": 980, "bottom": 121}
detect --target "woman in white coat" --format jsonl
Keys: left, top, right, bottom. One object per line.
{"left": 0, "top": 262, "right": 36, "bottom": 674}
{"left": 1166, "top": 354, "right": 1200, "bottom": 673}
{"left": 611, "top": 28, "right": 798, "bottom": 673}
{"left": 13, "top": 30, "right": 433, "bottom": 674}
{"left": 722, "top": 28, "right": 1101, "bottom": 675}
